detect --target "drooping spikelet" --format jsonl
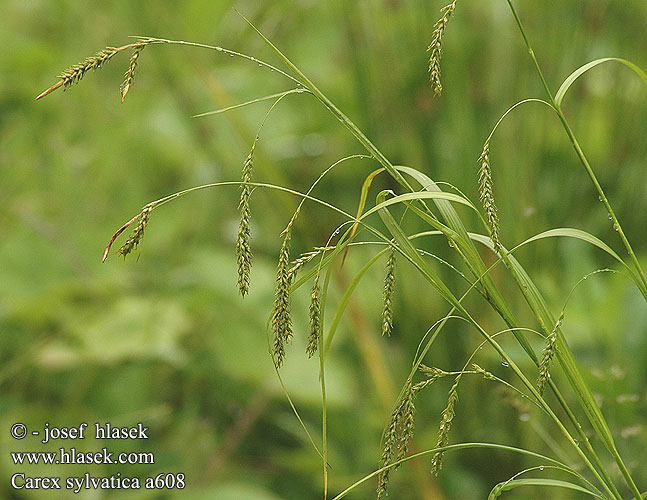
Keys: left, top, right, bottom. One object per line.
{"left": 272, "top": 228, "right": 293, "bottom": 368}
{"left": 381, "top": 247, "right": 397, "bottom": 336}
{"left": 430, "top": 377, "right": 459, "bottom": 475}
{"left": 120, "top": 42, "right": 147, "bottom": 103}
{"left": 478, "top": 141, "right": 501, "bottom": 252}
{"left": 537, "top": 312, "right": 563, "bottom": 396}
{"left": 471, "top": 363, "right": 498, "bottom": 381}
{"left": 59, "top": 47, "right": 120, "bottom": 90}
{"left": 417, "top": 365, "right": 451, "bottom": 389}
{"left": 36, "top": 40, "right": 155, "bottom": 101}
{"left": 118, "top": 205, "right": 152, "bottom": 258}
{"left": 377, "top": 380, "right": 417, "bottom": 499}
{"left": 236, "top": 147, "right": 255, "bottom": 297}
{"left": 287, "top": 248, "right": 328, "bottom": 281}
{"left": 307, "top": 276, "right": 321, "bottom": 358}
{"left": 377, "top": 365, "right": 450, "bottom": 498}
{"left": 427, "top": 1, "right": 458, "bottom": 96}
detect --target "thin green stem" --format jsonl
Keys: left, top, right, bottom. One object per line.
{"left": 319, "top": 258, "right": 336, "bottom": 500}
{"left": 553, "top": 110, "right": 647, "bottom": 300}
{"left": 135, "top": 37, "right": 304, "bottom": 86}
{"left": 504, "top": 2, "right": 643, "bottom": 497}
{"left": 235, "top": 11, "right": 416, "bottom": 195}
{"left": 237, "top": 12, "right": 619, "bottom": 491}
{"left": 504, "top": 1, "right": 647, "bottom": 300}
{"left": 331, "top": 443, "right": 597, "bottom": 500}
{"left": 193, "top": 88, "right": 309, "bottom": 117}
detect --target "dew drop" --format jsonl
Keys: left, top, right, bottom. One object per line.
{"left": 501, "top": 360, "right": 509, "bottom": 367}
{"left": 608, "top": 214, "right": 613, "bottom": 220}
{"left": 598, "top": 196, "right": 603, "bottom": 202}
{"left": 539, "top": 465, "right": 544, "bottom": 471}
{"left": 258, "top": 63, "right": 263, "bottom": 67}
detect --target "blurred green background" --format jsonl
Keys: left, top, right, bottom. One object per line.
{"left": 1, "top": 0, "right": 646, "bottom": 498}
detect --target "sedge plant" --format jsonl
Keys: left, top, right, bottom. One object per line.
{"left": 37, "top": 3, "right": 647, "bottom": 499}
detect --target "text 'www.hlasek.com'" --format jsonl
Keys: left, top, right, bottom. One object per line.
{"left": 9, "top": 421, "right": 185, "bottom": 494}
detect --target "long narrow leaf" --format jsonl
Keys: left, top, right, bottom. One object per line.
{"left": 342, "top": 168, "right": 385, "bottom": 265}
{"left": 489, "top": 478, "right": 604, "bottom": 500}
{"left": 555, "top": 57, "right": 647, "bottom": 107}
{"left": 470, "top": 232, "right": 618, "bottom": 452}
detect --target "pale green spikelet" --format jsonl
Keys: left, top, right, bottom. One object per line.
{"left": 427, "top": 0, "right": 458, "bottom": 96}
{"left": 307, "top": 276, "right": 321, "bottom": 358}
{"left": 36, "top": 39, "right": 156, "bottom": 101}
{"left": 478, "top": 140, "right": 501, "bottom": 251}
{"left": 59, "top": 47, "right": 120, "bottom": 91}
{"left": 236, "top": 147, "right": 255, "bottom": 297}
{"left": 417, "top": 365, "right": 451, "bottom": 390}
{"left": 118, "top": 205, "right": 152, "bottom": 258}
{"left": 472, "top": 363, "right": 497, "bottom": 381}
{"left": 272, "top": 227, "right": 293, "bottom": 368}
{"left": 537, "top": 312, "right": 563, "bottom": 396}
{"left": 120, "top": 42, "right": 147, "bottom": 103}
{"left": 430, "top": 377, "right": 459, "bottom": 475}
{"left": 381, "top": 247, "right": 397, "bottom": 336}
{"left": 287, "top": 247, "right": 328, "bottom": 281}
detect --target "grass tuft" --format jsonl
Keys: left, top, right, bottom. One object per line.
{"left": 38, "top": 10, "right": 647, "bottom": 498}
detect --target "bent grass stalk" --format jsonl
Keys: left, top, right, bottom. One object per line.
{"left": 37, "top": 5, "right": 646, "bottom": 498}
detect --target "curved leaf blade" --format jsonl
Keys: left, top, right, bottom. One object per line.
{"left": 489, "top": 478, "right": 603, "bottom": 500}
{"left": 555, "top": 57, "right": 647, "bottom": 107}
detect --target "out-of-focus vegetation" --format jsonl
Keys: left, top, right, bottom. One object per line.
{"left": 1, "top": 1, "right": 646, "bottom": 498}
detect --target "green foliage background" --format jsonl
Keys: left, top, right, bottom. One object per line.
{"left": 1, "top": 1, "right": 646, "bottom": 498}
